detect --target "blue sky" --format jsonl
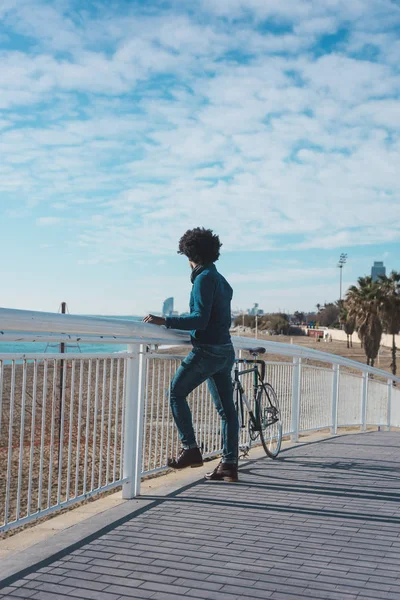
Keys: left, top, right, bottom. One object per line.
{"left": 1, "top": 0, "right": 399, "bottom": 316}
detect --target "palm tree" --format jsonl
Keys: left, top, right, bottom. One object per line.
{"left": 344, "top": 317, "right": 356, "bottom": 348}
{"left": 346, "top": 276, "right": 382, "bottom": 367}
{"left": 378, "top": 271, "right": 400, "bottom": 377}
{"left": 338, "top": 301, "right": 346, "bottom": 329}
{"left": 339, "top": 303, "right": 356, "bottom": 348}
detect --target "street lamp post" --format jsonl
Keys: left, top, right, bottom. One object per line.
{"left": 337, "top": 253, "right": 348, "bottom": 301}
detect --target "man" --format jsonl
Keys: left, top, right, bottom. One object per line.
{"left": 143, "top": 227, "right": 239, "bottom": 482}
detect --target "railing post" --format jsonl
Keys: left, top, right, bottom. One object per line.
{"left": 360, "top": 372, "right": 368, "bottom": 432}
{"left": 331, "top": 364, "right": 339, "bottom": 436}
{"left": 387, "top": 379, "right": 392, "bottom": 432}
{"left": 122, "top": 344, "right": 146, "bottom": 499}
{"left": 291, "top": 357, "right": 302, "bottom": 442}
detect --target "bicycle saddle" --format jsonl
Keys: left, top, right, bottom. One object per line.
{"left": 246, "top": 347, "right": 266, "bottom": 355}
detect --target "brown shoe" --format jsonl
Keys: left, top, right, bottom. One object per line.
{"left": 205, "top": 461, "right": 238, "bottom": 482}
{"left": 168, "top": 447, "right": 203, "bottom": 469}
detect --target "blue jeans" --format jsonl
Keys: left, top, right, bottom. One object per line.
{"left": 169, "top": 344, "right": 238, "bottom": 464}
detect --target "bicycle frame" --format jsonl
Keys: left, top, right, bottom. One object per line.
{"left": 233, "top": 358, "right": 265, "bottom": 431}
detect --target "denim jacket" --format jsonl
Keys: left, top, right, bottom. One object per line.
{"left": 165, "top": 263, "right": 233, "bottom": 345}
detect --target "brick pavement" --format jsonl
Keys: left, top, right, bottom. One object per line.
{"left": 1, "top": 431, "right": 400, "bottom": 600}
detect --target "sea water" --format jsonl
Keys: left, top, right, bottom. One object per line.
{"left": 0, "top": 316, "right": 143, "bottom": 357}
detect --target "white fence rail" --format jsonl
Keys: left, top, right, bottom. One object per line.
{"left": 0, "top": 354, "right": 127, "bottom": 531}
{"left": 1, "top": 307, "right": 400, "bottom": 533}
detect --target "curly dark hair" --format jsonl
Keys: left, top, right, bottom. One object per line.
{"left": 178, "top": 227, "right": 222, "bottom": 264}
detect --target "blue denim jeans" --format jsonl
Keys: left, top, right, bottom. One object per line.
{"left": 169, "top": 344, "right": 238, "bottom": 464}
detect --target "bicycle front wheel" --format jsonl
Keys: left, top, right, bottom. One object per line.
{"left": 258, "top": 383, "right": 282, "bottom": 458}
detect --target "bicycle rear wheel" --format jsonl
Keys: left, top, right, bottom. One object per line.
{"left": 258, "top": 383, "right": 282, "bottom": 458}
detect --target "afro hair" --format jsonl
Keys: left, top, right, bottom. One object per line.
{"left": 178, "top": 227, "right": 222, "bottom": 264}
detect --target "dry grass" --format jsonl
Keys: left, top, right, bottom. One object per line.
{"left": 0, "top": 359, "right": 124, "bottom": 529}
{"left": 236, "top": 332, "right": 395, "bottom": 379}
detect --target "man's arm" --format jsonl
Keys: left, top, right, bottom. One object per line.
{"left": 165, "top": 274, "right": 215, "bottom": 331}
{"left": 143, "top": 315, "right": 166, "bottom": 326}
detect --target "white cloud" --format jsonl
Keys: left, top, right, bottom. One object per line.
{"left": 295, "top": 227, "right": 400, "bottom": 250}
{"left": 294, "top": 16, "right": 338, "bottom": 35}
{"left": 299, "top": 54, "right": 400, "bottom": 105}
{"left": 0, "top": 0, "right": 399, "bottom": 266}
{"left": 200, "top": 0, "right": 313, "bottom": 21}
{"left": 36, "top": 216, "right": 62, "bottom": 226}
{"left": 229, "top": 267, "right": 336, "bottom": 284}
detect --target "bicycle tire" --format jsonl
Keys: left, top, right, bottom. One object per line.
{"left": 248, "top": 416, "right": 259, "bottom": 441}
{"left": 258, "top": 382, "right": 282, "bottom": 458}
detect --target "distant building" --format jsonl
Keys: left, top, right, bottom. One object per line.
{"left": 371, "top": 261, "right": 386, "bottom": 282}
{"left": 248, "top": 303, "right": 264, "bottom": 316}
{"left": 162, "top": 297, "right": 174, "bottom": 317}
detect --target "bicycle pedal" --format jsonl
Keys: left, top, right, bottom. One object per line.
{"left": 239, "top": 445, "right": 250, "bottom": 458}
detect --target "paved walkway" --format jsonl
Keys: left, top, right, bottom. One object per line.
{"left": 1, "top": 431, "right": 400, "bottom": 600}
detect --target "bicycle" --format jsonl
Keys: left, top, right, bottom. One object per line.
{"left": 234, "top": 346, "right": 282, "bottom": 459}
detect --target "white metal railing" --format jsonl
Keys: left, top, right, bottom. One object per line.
{"left": 1, "top": 307, "right": 400, "bottom": 533}
{"left": 0, "top": 354, "right": 127, "bottom": 532}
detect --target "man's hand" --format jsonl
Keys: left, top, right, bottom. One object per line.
{"left": 143, "top": 314, "right": 166, "bottom": 327}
